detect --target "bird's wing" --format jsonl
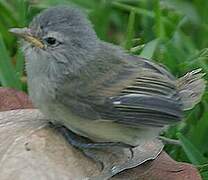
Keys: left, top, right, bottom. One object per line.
{"left": 57, "top": 51, "right": 183, "bottom": 128}
{"left": 88, "top": 56, "right": 183, "bottom": 127}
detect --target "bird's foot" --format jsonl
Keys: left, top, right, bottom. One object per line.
{"left": 53, "top": 124, "right": 163, "bottom": 179}
{"left": 54, "top": 125, "right": 134, "bottom": 173}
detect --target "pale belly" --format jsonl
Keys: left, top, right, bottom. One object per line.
{"left": 43, "top": 103, "right": 161, "bottom": 146}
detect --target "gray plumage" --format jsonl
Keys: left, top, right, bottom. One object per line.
{"left": 11, "top": 6, "right": 206, "bottom": 146}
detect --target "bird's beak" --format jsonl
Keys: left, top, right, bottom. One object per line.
{"left": 9, "top": 28, "right": 44, "bottom": 49}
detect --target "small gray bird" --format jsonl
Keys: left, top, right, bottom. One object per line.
{"left": 10, "top": 6, "right": 205, "bottom": 149}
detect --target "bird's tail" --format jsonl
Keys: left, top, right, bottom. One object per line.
{"left": 177, "top": 69, "right": 206, "bottom": 110}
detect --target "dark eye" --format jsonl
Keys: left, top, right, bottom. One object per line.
{"left": 44, "top": 37, "right": 59, "bottom": 46}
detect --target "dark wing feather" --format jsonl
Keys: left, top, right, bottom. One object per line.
{"left": 86, "top": 61, "right": 183, "bottom": 127}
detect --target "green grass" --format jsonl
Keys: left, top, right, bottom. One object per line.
{"left": 0, "top": 0, "right": 208, "bottom": 178}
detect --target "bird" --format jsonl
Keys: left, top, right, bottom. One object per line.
{"left": 10, "top": 6, "right": 205, "bottom": 150}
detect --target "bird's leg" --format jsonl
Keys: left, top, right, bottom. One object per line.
{"left": 56, "top": 125, "right": 133, "bottom": 149}
{"left": 54, "top": 125, "right": 134, "bottom": 173}
{"left": 52, "top": 124, "right": 163, "bottom": 179}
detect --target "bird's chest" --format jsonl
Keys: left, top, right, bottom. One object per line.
{"left": 28, "top": 76, "right": 57, "bottom": 113}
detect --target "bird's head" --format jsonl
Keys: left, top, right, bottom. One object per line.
{"left": 10, "top": 6, "right": 98, "bottom": 77}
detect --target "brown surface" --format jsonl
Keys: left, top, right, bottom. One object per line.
{"left": 0, "top": 88, "right": 202, "bottom": 180}
{"left": 0, "top": 87, "right": 33, "bottom": 111}
{"left": 112, "top": 151, "right": 201, "bottom": 180}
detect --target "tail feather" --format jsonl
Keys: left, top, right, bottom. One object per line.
{"left": 177, "top": 69, "right": 206, "bottom": 110}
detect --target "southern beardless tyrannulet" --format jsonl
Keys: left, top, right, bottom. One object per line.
{"left": 10, "top": 6, "right": 206, "bottom": 147}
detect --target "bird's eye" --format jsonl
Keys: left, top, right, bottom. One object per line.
{"left": 44, "top": 37, "right": 59, "bottom": 46}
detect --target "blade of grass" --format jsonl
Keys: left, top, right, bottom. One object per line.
{"left": 112, "top": 1, "right": 173, "bottom": 27}
{"left": 0, "top": 1, "right": 18, "bottom": 25}
{"left": 16, "top": 0, "right": 28, "bottom": 26}
{"left": 154, "top": 0, "right": 165, "bottom": 39}
{"left": 201, "top": 171, "right": 208, "bottom": 180}
{"left": 112, "top": 1, "right": 154, "bottom": 18}
{"left": 189, "top": 107, "right": 208, "bottom": 153}
{"left": 161, "top": 0, "right": 200, "bottom": 24}
{"left": 140, "top": 38, "right": 159, "bottom": 59}
{"left": 90, "top": 1, "right": 111, "bottom": 41}
{"left": 125, "top": 9, "right": 135, "bottom": 50}
{"left": 177, "top": 133, "right": 207, "bottom": 165}
{"left": 186, "top": 48, "right": 208, "bottom": 74}
{"left": 0, "top": 33, "right": 22, "bottom": 89}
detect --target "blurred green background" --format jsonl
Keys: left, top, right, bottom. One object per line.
{"left": 0, "top": 0, "right": 208, "bottom": 178}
